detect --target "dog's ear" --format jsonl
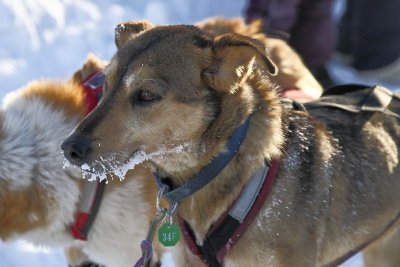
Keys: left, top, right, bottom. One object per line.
{"left": 115, "top": 20, "right": 154, "bottom": 49}
{"left": 71, "top": 53, "right": 105, "bottom": 84}
{"left": 203, "top": 34, "right": 277, "bottom": 93}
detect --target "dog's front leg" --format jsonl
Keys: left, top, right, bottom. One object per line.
{"left": 65, "top": 246, "right": 105, "bottom": 267}
{"left": 170, "top": 241, "right": 208, "bottom": 267}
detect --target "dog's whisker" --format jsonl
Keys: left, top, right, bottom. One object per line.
{"left": 136, "top": 63, "right": 145, "bottom": 76}
{"left": 63, "top": 159, "right": 71, "bottom": 169}
{"left": 90, "top": 47, "right": 106, "bottom": 61}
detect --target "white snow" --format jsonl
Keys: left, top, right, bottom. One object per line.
{"left": 0, "top": 0, "right": 246, "bottom": 98}
{"left": 1, "top": 0, "right": 394, "bottom": 266}
{"left": 78, "top": 143, "right": 188, "bottom": 182}
{"left": 0, "top": 240, "right": 68, "bottom": 267}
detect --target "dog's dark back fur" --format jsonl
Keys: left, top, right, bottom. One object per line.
{"left": 284, "top": 87, "right": 400, "bottom": 265}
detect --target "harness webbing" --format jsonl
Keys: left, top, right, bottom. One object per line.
{"left": 304, "top": 84, "right": 400, "bottom": 118}
{"left": 70, "top": 71, "right": 106, "bottom": 241}
{"left": 155, "top": 117, "right": 251, "bottom": 205}
{"left": 179, "top": 160, "right": 279, "bottom": 266}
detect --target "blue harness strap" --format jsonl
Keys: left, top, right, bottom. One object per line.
{"left": 154, "top": 117, "right": 251, "bottom": 205}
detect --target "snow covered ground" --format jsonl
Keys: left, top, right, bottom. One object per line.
{"left": 0, "top": 0, "right": 246, "bottom": 97}
{"left": 1, "top": 0, "right": 397, "bottom": 266}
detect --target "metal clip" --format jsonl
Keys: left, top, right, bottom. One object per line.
{"left": 134, "top": 186, "right": 170, "bottom": 267}
{"left": 156, "top": 185, "right": 168, "bottom": 213}
{"left": 146, "top": 208, "right": 167, "bottom": 242}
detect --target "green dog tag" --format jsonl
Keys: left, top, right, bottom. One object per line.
{"left": 158, "top": 223, "right": 181, "bottom": 247}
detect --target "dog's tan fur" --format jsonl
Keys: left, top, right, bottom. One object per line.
{"left": 0, "top": 180, "right": 50, "bottom": 239}
{"left": 363, "top": 226, "right": 400, "bottom": 267}
{"left": 196, "top": 17, "right": 323, "bottom": 101}
{"left": 62, "top": 20, "right": 400, "bottom": 267}
{"left": 0, "top": 55, "right": 162, "bottom": 267}
{"left": 115, "top": 17, "right": 323, "bottom": 102}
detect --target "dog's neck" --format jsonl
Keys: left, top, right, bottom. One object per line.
{"left": 154, "top": 117, "right": 251, "bottom": 207}
{"left": 0, "top": 84, "right": 85, "bottom": 245}
{"left": 157, "top": 76, "right": 286, "bottom": 241}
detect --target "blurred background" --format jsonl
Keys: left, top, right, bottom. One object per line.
{"left": 1, "top": 0, "right": 399, "bottom": 266}
{"left": 0, "top": 0, "right": 246, "bottom": 98}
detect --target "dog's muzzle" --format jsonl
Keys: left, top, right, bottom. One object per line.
{"left": 61, "top": 134, "right": 92, "bottom": 166}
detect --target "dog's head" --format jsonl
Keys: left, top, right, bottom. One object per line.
{"left": 61, "top": 21, "right": 278, "bottom": 179}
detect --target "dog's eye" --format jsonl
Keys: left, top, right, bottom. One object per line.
{"left": 136, "top": 90, "right": 158, "bottom": 103}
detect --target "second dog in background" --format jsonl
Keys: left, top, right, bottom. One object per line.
{"left": 0, "top": 54, "right": 163, "bottom": 267}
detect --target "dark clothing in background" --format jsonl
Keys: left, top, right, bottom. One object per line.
{"left": 245, "top": 0, "right": 336, "bottom": 73}
{"left": 338, "top": 0, "right": 400, "bottom": 71}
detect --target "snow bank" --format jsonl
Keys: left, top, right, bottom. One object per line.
{"left": 0, "top": 0, "right": 246, "bottom": 98}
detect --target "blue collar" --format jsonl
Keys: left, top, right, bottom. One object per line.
{"left": 154, "top": 116, "right": 251, "bottom": 205}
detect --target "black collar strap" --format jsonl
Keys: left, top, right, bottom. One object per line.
{"left": 154, "top": 117, "right": 251, "bottom": 205}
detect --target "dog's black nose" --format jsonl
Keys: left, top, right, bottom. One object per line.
{"left": 61, "top": 135, "right": 92, "bottom": 165}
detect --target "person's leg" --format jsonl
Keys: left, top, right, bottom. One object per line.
{"left": 245, "top": 0, "right": 271, "bottom": 23}
{"left": 245, "top": 0, "right": 302, "bottom": 35}
{"left": 289, "top": 0, "right": 336, "bottom": 74}
{"left": 337, "top": 0, "right": 355, "bottom": 57}
{"left": 283, "top": 0, "right": 336, "bottom": 87}
{"left": 353, "top": 0, "right": 400, "bottom": 71}
{"left": 246, "top": 0, "right": 336, "bottom": 87}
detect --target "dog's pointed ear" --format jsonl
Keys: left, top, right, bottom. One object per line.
{"left": 115, "top": 20, "right": 154, "bottom": 49}
{"left": 71, "top": 53, "right": 105, "bottom": 84}
{"left": 203, "top": 34, "right": 277, "bottom": 93}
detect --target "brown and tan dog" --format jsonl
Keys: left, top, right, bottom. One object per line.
{"left": 0, "top": 54, "right": 162, "bottom": 267}
{"left": 61, "top": 21, "right": 400, "bottom": 267}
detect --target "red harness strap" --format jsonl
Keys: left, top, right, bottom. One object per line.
{"left": 179, "top": 160, "right": 280, "bottom": 266}
{"left": 70, "top": 71, "right": 106, "bottom": 241}
{"left": 70, "top": 180, "right": 106, "bottom": 240}
{"left": 82, "top": 71, "right": 105, "bottom": 114}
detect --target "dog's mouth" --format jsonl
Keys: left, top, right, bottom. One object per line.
{"left": 64, "top": 143, "right": 190, "bottom": 182}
